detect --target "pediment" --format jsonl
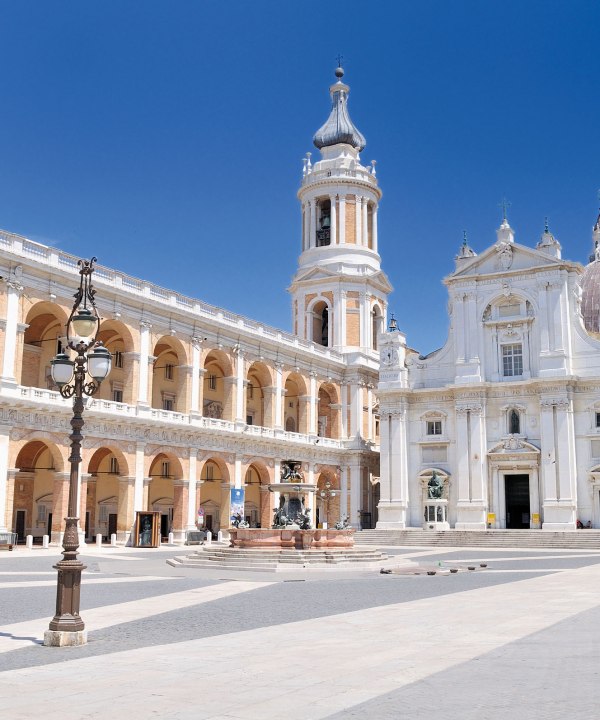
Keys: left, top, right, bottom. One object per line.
{"left": 450, "top": 242, "right": 574, "bottom": 280}
{"left": 289, "top": 267, "right": 393, "bottom": 294}
{"left": 292, "top": 266, "right": 343, "bottom": 283}
{"left": 488, "top": 438, "right": 540, "bottom": 455}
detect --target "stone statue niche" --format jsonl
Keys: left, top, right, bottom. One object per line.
{"left": 421, "top": 470, "right": 450, "bottom": 530}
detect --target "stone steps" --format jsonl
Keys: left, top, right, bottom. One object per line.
{"left": 356, "top": 529, "right": 600, "bottom": 550}
{"left": 167, "top": 546, "right": 388, "bottom": 571}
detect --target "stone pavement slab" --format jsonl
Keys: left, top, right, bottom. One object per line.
{"left": 1, "top": 558, "right": 599, "bottom": 719}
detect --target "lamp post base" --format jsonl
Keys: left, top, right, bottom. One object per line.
{"left": 43, "top": 629, "right": 88, "bottom": 647}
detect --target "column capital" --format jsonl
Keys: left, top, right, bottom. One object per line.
{"left": 139, "top": 320, "right": 152, "bottom": 330}
{"left": 4, "top": 278, "right": 24, "bottom": 293}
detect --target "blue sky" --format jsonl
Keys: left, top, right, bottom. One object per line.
{"left": 1, "top": 1, "right": 599, "bottom": 354}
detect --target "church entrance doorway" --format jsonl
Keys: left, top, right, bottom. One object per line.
{"left": 505, "top": 474, "right": 530, "bottom": 529}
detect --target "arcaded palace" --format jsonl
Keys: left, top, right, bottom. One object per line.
{"left": 1, "top": 67, "right": 600, "bottom": 545}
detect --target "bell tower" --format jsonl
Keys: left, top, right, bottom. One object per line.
{"left": 289, "top": 65, "right": 392, "bottom": 358}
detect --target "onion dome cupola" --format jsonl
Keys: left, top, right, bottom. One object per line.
{"left": 579, "top": 207, "right": 600, "bottom": 336}
{"left": 313, "top": 66, "right": 366, "bottom": 152}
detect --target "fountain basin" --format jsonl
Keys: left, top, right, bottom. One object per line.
{"left": 230, "top": 527, "right": 354, "bottom": 550}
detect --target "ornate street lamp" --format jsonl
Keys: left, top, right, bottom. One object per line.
{"left": 319, "top": 480, "right": 337, "bottom": 529}
{"left": 44, "top": 257, "right": 111, "bottom": 647}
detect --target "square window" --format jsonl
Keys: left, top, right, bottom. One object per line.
{"left": 502, "top": 344, "right": 523, "bottom": 377}
{"left": 165, "top": 363, "right": 174, "bottom": 380}
{"left": 112, "top": 389, "right": 123, "bottom": 403}
{"left": 426, "top": 420, "right": 442, "bottom": 435}
{"left": 246, "top": 414, "right": 253, "bottom": 425}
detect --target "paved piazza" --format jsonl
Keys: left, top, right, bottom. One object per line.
{"left": 1, "top": 542, "right": 599, "bottom": 719}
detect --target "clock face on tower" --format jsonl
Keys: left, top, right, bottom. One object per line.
{"left": 382, "top": 346, "right": 399, "bottom": 367}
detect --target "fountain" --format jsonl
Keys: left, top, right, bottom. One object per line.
{"left": 229, "top": 460, "right": 355, "bottom": 550}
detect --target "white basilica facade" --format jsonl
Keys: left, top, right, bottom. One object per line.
{"left": 377, "top": 210, "right": 600, "bottom": 531}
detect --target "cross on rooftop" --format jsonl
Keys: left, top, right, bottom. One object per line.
{"left": 499, "top": 197, "right": 511, "bottom": 221}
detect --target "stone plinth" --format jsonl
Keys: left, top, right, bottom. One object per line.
{"left": 230, "top": 528, "right": 354, "bottom": 550}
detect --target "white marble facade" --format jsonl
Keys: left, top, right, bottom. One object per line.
{"left": 377, "top": 215, "right": 600, "bottom": 531}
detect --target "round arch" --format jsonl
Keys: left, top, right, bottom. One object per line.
{"left": 22, "top": 302, "right": 70, "bottom": 390}
{"left": 151, "top": 335, "right": 189, "bottom": 414}
{"left": 307, "top": 297, "right": 331, "bottom": 347}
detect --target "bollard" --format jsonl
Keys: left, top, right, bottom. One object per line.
{"left": 206, "top": 530, "right": 212, "bottom": 546}
{"left": 168, "top": 532, "right": 174, "bottom": 545}
{"left": 26, "top": 535, "right": 33, "bottom": 549}
{"left": 217, "top": 530, "right": 223, "bottom": 543}
{"left": 110, "top": 533, "right": 117, "bottom": 547}
{"left": 96, "top": 533, "right": 103, "bottom": 547}
{"left": 42, "top": 535, "right": 49, "bottom": 548}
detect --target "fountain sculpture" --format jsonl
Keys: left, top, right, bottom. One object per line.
{"left": 229, "top": 461, "right": 355, "bottom": 550}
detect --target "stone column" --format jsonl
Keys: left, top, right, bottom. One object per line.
{"left": 454, "top": 404, "right": 487, "bottom": 530}
{"left": 355, "top": 195, "right": 362, "bottom": 245}
{"left": 530, "top": 466, "right": 541, "bottom": 529}
{"left": 186, "top": 450, "right": 198, "bottom": 531}
{"left": 340, "top": 383, "right": 349, "bottom": 439}
{"left": 197, "top": 368, "right": 206, "bottom": 416}
{"left": 309, "top": 198, "right": 317, "bottom": 249}
{"left": 190, "top": 337, "right": 203, "bottom": 416}
{"left": 340, "top": 291, "right": 347, "bottom": 349}
{"left": 372, "top": 206, "right": 378, "bottom": 253}
{"left": 122, "top": 352, "right": 140, "bottom": 405}
{"left": 309, "top": 371, "right": 318, "bottom": 435}
{"left": 377, "top": 407, "right": 409, "bottom": 528}
{"left": 234, "top": 348, "right": 245, "bottom": 424}
{"left": 298, "top": 395, "right": 310, "bottom": 434}
{"left": 78, "top": 469, "right": 89, "bottom": 542}
{"left": 137, "top": 321, "right": 152, "bottom": 406}
{"left": 1, "top": 276, "right": 24, "bottom": 388}
{"left": 307, "top": 463, "right": 316, "bottom": 526}
{"left": 340, "top": 465, "right": 349, "bottom": 519}
{"left": 234, "top": 456, "right": 243, "bottom": 490}
{"left": 222, "top": 376, "right": 236, "bottom": 421}
{"left": 118, "top": 476, "right": 135, "bottom": 543}
{"left": 172, "top": 482, "right": 187, "bottom": 541}
{"left": 350, "top": 464, "right": 361, "bottom": 528}
{"left": 338, "top": 195, "right": 346, "bottom": 244}
{"left": 330, "top": 194, "right": 337, "bottom": 245}
{"left": 274, "top": 362, "right": 284, "bottom": 430}
{"left": 366, "top": 384, "right": 374, "bottom": 440}
{"left": 349, "top": 382, "right": 363, "bottom": 439}
{"left": 302, "top": 202, "right": 309, "bottom": 251}
{"left": 220, "top": 481, "right": 230, "bottom": 531}
{"left": 0, "top": 427, "right": 11, "bottom": 532}
{"left": 133, "top": 443, "right": 146, "bottom": 512}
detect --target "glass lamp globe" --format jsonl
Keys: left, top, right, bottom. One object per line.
{"left": 50, "top": 353, "right": 74, "bottom": 388}
{"left": 87, "top": 344, "right": 112, "bottom": 381}
{"left": 71, "top": 308, "right": 98, "bottom": 340}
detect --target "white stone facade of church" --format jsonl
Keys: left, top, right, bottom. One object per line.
{"left": 377, "top": 213, "right": 600, "bottom": 531}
